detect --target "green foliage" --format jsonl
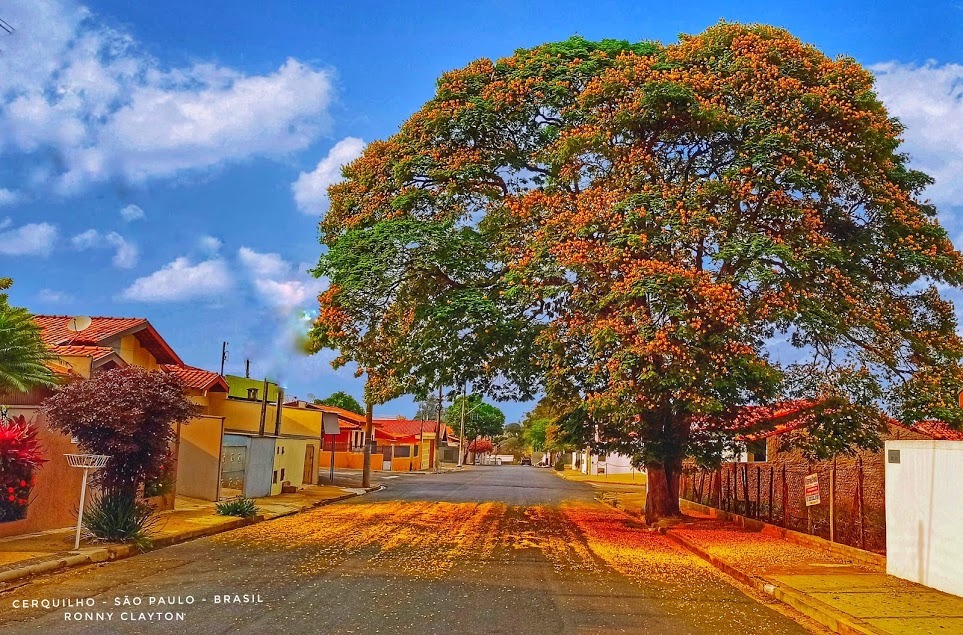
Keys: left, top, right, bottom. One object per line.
{"left": 43, "top": 367, "right": 201, "bottom": 495}
{"left": 444, "top": 394, "right": 506, "bottom": 440}
{"left": 0, "top": 280, "right": 55, "bottom": 395}
{"left": 554, "top": 457, "right": 566, "bottom": 472}
{"left": 215, "top": 497, "right": 259, "bottom": 519}
{"left": 83, "top": 491, "right": 156, "bottom": 549}
{"left": 315, "top": 391, "right": 364, "bottom": 415}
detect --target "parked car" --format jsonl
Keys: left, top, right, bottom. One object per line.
{"left": 520, "top": 457, "right": 532, "bottom": 465}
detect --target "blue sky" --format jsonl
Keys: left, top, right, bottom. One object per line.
{"left": 2, "top": 1, "right": 962, "bottom": 423}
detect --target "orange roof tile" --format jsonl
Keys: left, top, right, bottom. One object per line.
{"left": 160, "top": 364, "right": 229, "bottom": 392}
{"left": 34, "top": 315, "right": 182, "bottom": 365}
{"left": 373, "top": 418, "right": 436, "bottom": 437}
{"left": 35, "top": 315, "right": 147, "bottom": 346}
{"left": 50, "top": 344, "right": 118, "bottom": 362}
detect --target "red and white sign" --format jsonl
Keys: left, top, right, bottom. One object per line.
{"left": 804, "top": 473, "right": 821, "bottom": 506}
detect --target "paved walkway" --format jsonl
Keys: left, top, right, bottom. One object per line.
{"left": 0, "top": 484, "right": 358, "bottom": 585}
{"left": 669, "top": 516, "right": 963, "bottom": 635}
{"left": 585, "top": 480, "right": 963, "bottom": 635}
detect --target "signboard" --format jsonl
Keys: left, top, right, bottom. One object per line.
{"left": 804, "top": 473, "right": 821, "bottom": 506}
{"left": 322, "top": 412, "right": 340, "bottom": 436}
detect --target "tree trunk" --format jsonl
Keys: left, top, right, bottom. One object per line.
{"left": 644, "top": 457, "right": 683, "bottom": 524}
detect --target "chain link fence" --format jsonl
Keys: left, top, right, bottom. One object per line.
{"left": 681, "top": 456, "right": 885, "bottom": 553}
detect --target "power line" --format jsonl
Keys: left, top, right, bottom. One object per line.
{"left": 0, "top": 17, "right": 15, "bottom": 35}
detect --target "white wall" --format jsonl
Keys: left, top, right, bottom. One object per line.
{"left": 885, "top": 440, "right": 963, "bottom": 597}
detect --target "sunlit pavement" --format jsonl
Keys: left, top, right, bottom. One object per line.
{"left": 0, "top": 467, "right": 824, "bottom": 634}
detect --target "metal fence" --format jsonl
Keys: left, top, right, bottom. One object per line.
{"left": 680, "top": 457, "right": 885, "bottom": 553}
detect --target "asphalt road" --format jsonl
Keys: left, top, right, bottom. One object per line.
{"left": 0, "top": 467, "right": 818, "bottom": 635}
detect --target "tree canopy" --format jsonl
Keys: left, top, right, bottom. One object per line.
{"left": 43, "top": 367, "right": 200, "bottom": 495}
{"left": 315, "top": 390, "right": 364, "bottom": 415}
{"left": 312, "top": 23, "right": 963, "bottom": 521}
{"left": 444, "top": 393, "right": 506, "bottom": 440}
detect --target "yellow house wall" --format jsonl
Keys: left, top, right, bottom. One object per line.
{"left": 176, "top": 415, "right": 225, "bottom": 501}
{"left": 56, "top": 354, "right": 93, "bottom": 379}
{"left": 271, "top": 439, "right": 319, "bottom": 494}
{"left": 116, "top": 335, "right": 159, "bottom": 369}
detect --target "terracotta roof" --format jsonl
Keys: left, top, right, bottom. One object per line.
{"left": 50, "top": 344, "right": 118, "bottom": 362}
{"left": 34, "top": 315, "right": 183, "bottom": 365}
{"left": 373, "top": 418, "right": 436, "bottom": 437}
{"left": 160, "top": 364, "right": 229, "bottom": 392}
{"left": 35, "top": 315, "right": 147, "bottom": 346}
{"left": 892, "top": 420, "right": 963, "bottom": 442}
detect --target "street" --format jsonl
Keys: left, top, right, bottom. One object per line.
{"left": 0, "top": 467, "right": 819, "bottom": 634}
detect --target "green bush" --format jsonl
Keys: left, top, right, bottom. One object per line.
{"left": 83, "top": 492, "right": 156, "bottom": 549}
{"left": 554, "top": 457, "right": 566, "bottom": 471}
{"left": 215, "top": 497, "right": 259, "bottom": 518}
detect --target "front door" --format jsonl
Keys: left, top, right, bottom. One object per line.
{"left": 220, "top": 445, "right": 247, "bottom": 498}
{"left": 303, "top": 444, "right": 315, "bottom": 485}
{"left": 381, "top": 445, "right": 393, "bottom": 471}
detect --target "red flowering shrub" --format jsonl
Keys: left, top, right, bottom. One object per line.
{"left": 0, "top": 413, "right": 46, "bottom": 522}
{"left": 467, "top": 438, "right": 494, "bottom": 454}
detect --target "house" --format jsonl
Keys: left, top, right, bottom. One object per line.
{"left": 209, "top": 376, "right": 323, "bottom": 498}
{"left": 371, "top": 418, "right": 437, "bottom": 471}
{"left": 680, "top": 401, "right": 963, "bottom": 553}
{"left": 1, "top": 315, "right": 228, "bottom": 538}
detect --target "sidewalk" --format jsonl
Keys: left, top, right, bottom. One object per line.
{"left": 667, "top": 513, "right": 963, "bottom": 635}
{"left": 0, "top": 483, "right": 364, "bottom": 586}
{"left": 555, "top": 466, "right": 647, "bottom": 487}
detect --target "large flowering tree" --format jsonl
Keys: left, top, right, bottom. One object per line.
{"left": 314, "top": 23, "right": 963, "bottom": 522}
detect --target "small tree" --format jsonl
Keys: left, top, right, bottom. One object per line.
{"left": 315, "top": 391, "right": 364, "bottom": 415}
{"left": 42, "top": 367, "right": 200, "bottom": 496}
{"left": 444, "top": 394, "right": 505, "bottom": 463}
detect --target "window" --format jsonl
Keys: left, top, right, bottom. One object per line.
{"left": 746, "top": 439, "right": 768, "bottom": 462}
{"left": 280, "top": 468, "right": 285, "bottom": 482}
{"left": 247, "top": 388, "right": 259, "bottom": 400}
{"left": 395, "top": 445, "right": 411, "bottom": 458}
{"left": 272, "top": 470, "right": 278, "bottom": 484}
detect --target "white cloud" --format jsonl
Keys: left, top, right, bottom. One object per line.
{"left": 0, "top": 1, "right": 334, "bottom": 194}
{"left": 37, "top": 288, "right": 73, "bottom": 303}
{"left": 105, "top": 232, "right": 138, "bottom": 268}
{"left": 0, "top": 189, "right": 21, "bottom": 206}
{"left": 71, "top": 228, "right": 138, "bottom": 268}
{"left": 198, "top": 235, "right": 223, "bottom": 254}
{"left": 238, "top": 246, "right": 289, "bottom": 278}
{"left": 120, "top": 204, "right": 145, "bottom": 222}
{"left": 291, "top": 137, "right": 366, "bottom": 214}
{"left": 121, "top": 257, "right": 232, "bottom": 302}
{"left": 872, "top": 61, "right": 963, "bottom": 207}
{"left": 237, "top": 246, "right": 326, "bottom": 311}
{"left": 0, "top": 222, "right": 58, "bottom": 256}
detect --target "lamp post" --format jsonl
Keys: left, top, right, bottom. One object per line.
{"left": 65, "top": 454, "right": 109, "bottom": 550}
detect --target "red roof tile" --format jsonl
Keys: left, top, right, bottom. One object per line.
{"left": 892, "top": 420, "right": 963, "bottom": 442}
{"left": 373, "top": 418, "right": 436, "bottom": 437}
{"left": 50, "top": 344, "right": 118, "bottom": 361}
{"left": 34, "top": 315, "right": 182, "bottom": 365}
{"left": 160, "top": 364, "right": 229, "bottom": 392}
{"left": 35, "top": 315, "right": 147, "bottom": 346}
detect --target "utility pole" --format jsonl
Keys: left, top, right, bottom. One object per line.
{"left": 362, "top": 397, "right": 374, "bottom": 488}
{"left": 258, "top": 378, "right": 269, "bottom": 436}
{"left": 245, "top": 359, "right": 251, "bottom": 378}
{"left": 220, "top": 341, "right": 228, "bottom": 376}
{"left": 457, "top": 380, "right": 467, "bottom": 468}
{"left": 434, "top": 383, "right": 443, "bottom": 472}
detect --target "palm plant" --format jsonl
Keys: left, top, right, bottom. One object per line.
{"left": 0, "top": 298, "right": 55, "bottom": 394}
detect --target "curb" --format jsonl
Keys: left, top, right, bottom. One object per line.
{"left": 664, "top": 530, "right": 884, "bottom": 635}
{"left": 0, "top": 488, "right": 371, "bottom": 588}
